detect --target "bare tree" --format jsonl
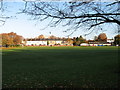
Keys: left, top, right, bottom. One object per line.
{"left": 0, "top": 0, "right": 120, "bottom": 34}
{"left": 0, "top": 0, "right": 5, "bottom": 26}
{"left": 0, "top": 0, "right": 9, "bottom": 26}
{"left": 22, "top": 1, "right": 120, "bottom": 35}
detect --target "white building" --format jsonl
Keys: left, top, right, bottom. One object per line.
{"left": 26, "top": 41, "right": 47, "bottom": 46}
{"left": 80, "top": 43, "right": 89, "bottom": 46}
{"left": 89, "top": 44, "right": 98, "bottom": 46}
{"left": 107, "top": 39, "right": 114, "bottom": 43}
{"left": 47, "top": 40, "right": 63, "bottom": 46}
{"left": 23, "top": 39, "right": 66, "bottom": 46}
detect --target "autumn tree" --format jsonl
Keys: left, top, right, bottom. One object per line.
{"left": 49, "top": 35, "right": 57, "bottom": 39}
{"left": 1, "top": 32, "right": 23, "bottom": 47}
{"left": 22, "top": 1, "right": 120, "bottom": 35}
{"left": 79, "top": 36, "right": 86, "bottom": 43}
{"left": 1, "top": 34, "right": 13, "bottom": 46}
{"left": 38, "top": 34, "right": 45, "bottom": 39}
{"left": 73, "top": 36, "right": 86, "bottom": 46}
{"left": 66, "top": 37, "right": 73, "bottom": 45}
{"left": 13, "top": 35, "right": 23, "bottom": 45}
{"left": 97, "top": 33, "right": 107, "bottom": 42}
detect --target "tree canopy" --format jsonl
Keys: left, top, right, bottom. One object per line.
{"left": 114, "top": 34, "right": 120, "bottom": 45}
{"left": 97, "top": 33, "right": 107, "bottom": 41}
{"left": 0, "top": 32, "right": 23, "bottom": 46}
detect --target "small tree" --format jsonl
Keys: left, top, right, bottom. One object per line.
{"left": 94, "top": 36, "right": 98, "bottom": 41}
{"left": 72, "top": 36, "right": 86, "bottom": 46}
{"left": 73, "top": 37, "right": 77, "bottom": 46}
{"left": 97, "top": 33, "right": 107, "bottom": 42}
{"left": 47, "top": 40, "right": 49, "bottom": 46}
{"left": 79, "top": 36, "right": 86, "bottom": 44}
{"left": 38, "top": 35, "right": 45, "bottom": 39}
{"left": 114, "top": 35, "right": 120, "bottom": 46}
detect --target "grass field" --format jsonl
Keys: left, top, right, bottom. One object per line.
{"left": 2, "top": 46, "right": 119, "bottom": 88}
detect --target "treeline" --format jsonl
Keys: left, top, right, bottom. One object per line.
{"left": 69, "top": 33, "right": 108, "bottom": 46}
{"left": 72, "top": 36, "right": 86, "bottom": 46}
{"left": 0, "top": 32, "right": 120, "bottom": 47}
{"left": 0, "top": 32, "right": 23, "bottom": 47}
{"left": 71, "top": 33, "right": 120, "bottom": 46}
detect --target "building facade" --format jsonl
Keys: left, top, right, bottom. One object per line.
{"left": 22, "top": 38, "right": 72, "bottom": 46}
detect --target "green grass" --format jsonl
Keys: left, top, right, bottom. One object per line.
{"left": 2, "top": 46, "right": 119, "bottom": 88}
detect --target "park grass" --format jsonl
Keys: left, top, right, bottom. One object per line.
{"left": 2, "top": 46, "right": 119, "bottom": 88}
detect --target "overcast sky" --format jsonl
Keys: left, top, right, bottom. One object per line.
{"left": 0, "top": 1, "right": 119, "bottom": 40}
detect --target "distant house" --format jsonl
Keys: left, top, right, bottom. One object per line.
{"left": 25, "top": 40, "right": 47, "bottom": 46}
{"left": 80, "top": 43, "right": 89, "bottom": 46}
{"left": 22, "top": 38, "right": 71, "bottom": 46}
{"left": 88, "top": 40, "right": 113, "bottom": 46}
{"left": 47, "top": 39, "right": 63, "bottom": 46}
{"left": 107, "top": 39, "right": 114, "bottom": 43}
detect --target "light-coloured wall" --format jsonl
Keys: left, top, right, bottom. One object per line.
{"left": 26, "top": 41, "right": 47, "bottom": 46}
{"left": 107, "top": 39, "right": 114, "bottom": 43}
{"left": 103, "top": 44, "right": 111, "bottom": 46}
{"left": 89, "top": 43, "right": 111, "bottom": 46}
{"left": 80, "top": 43, "right": 89, "bottom": 46}
{"left": 25, "top": 40, "right": 63, "bottom": 46}
{"left": 55, "top": 41, "right": 62, "bottom": 44}
{"left": 48, "top": 40, "right": 63, "bottom": 45}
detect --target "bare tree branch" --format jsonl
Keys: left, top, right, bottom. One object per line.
{"left": 22, "top": 1, "right": 120, "bottom": 35}
{"left": 0, "top": 0, "right": 10, "bottom": 26}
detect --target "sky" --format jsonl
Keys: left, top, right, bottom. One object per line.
{"left": 0, "top": 1, "right": 119, "bottom": 40}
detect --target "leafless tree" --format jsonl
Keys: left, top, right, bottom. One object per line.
{"left": 23, "top": 1, "right": 120, "bottom": 35}
{"left": 0, "top": 0, "right": 120, "bottom": 35}
{"left": 0, "top": 0, "right": 9, "bottom": 26}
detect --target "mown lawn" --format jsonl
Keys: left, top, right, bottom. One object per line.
{"left": 2, "top": 46, "right": 119, "bottom": 88}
